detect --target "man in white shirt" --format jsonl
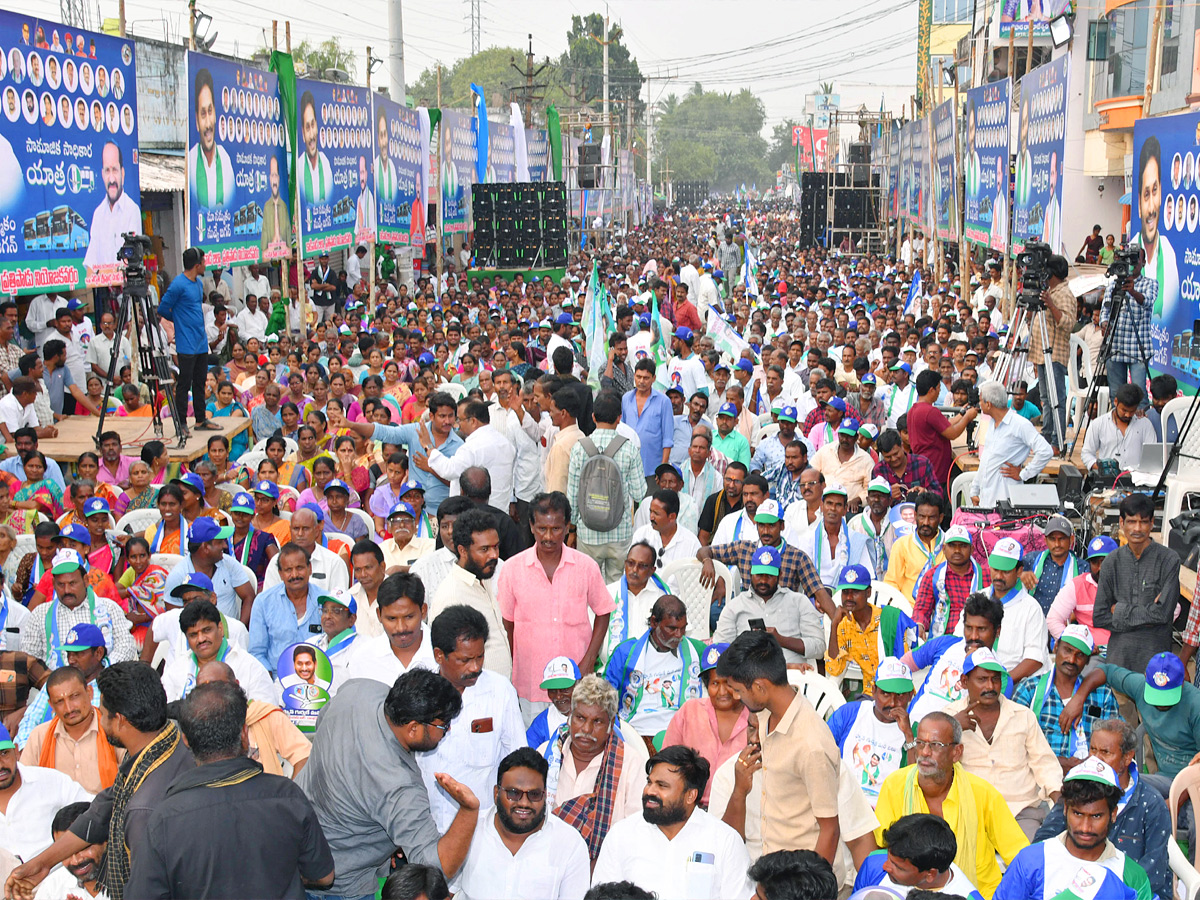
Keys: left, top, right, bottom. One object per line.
{"left": 667, "top": 328, "right": 708, "bottom": 401}
{"left": 145, "top": 574, "right": 250, "bottom": 667}
{"left": 84, "top": 312, "right": 132, "bottom": 381}
{"left": 970, "top": 380, "right": 1052, "bottom": 508}
{"left": 416, "top": 605, "right": 525, "bottom": 834}
{"left": 0, "top": 723, "right": 91, "bottom": 862}
{"left": 25, "top": 293, "right": 64, "bottom": 348}
{"left": 973, "top": 537, "right": 1049, "bottom": 681}
{"left": 592, "top": 744, "right": 754, "bottom": 899}
{"left": 0, "top": 378, "right": 40, "bottom": 441}
{"left": 242, "top": 264, "right": 271, "bottom": 308}
{"left": 346, "top": 245, "right": 367, "bottom": 294}
{"left": 262, "top": 507, "right": 350, "bottom": 594}
{"left": 345, "top": 573, "right": 437, "bottom": 685}
{"left": 630, "top": 490, "right": 702, "bottom": 570}
{"left": 82, "top": 142, "right": 141, "bottom": 275}
{"left": 454, "top": 747, "right": 590, "bottom": 900}
{"left": 421, "top": 404, "right": 515, "bottom": 511}
{"left": 233, "top": 294, "right": 269, "bottom": 343}
{"left": 1081, "top": 383, "right": 1158, "bottom": 473}
{"left": 160, "top": 600, "right": 275, "bottom": 703}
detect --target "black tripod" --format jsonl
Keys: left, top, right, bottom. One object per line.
{"left": 93, "top": 235, "right": 189, "bottom": 449}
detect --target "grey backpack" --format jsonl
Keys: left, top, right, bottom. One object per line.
{"left": 576, "top": 435, "right": 628, "bottom": 532}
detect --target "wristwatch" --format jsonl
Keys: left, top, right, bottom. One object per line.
{"left": 903, "top": 740, "right": 918, "bottom": 752}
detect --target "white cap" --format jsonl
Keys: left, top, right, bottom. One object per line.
{"left": 945, "top": 524, "right": 972, "bottom": 544}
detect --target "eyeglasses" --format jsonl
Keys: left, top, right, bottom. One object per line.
{"left": 502, "top": 787, "right": 546, "bottom": 802}
{"left": 913, "top": 739, "right": 956, "bottom": 751}
{"left": 425, "top": 721, "right": 450, "bottom": 734}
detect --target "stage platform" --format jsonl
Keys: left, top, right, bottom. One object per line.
{"left": 464, "top": 268, "right": 567, "bottom": 287}
{"left": 41, "top": 415, "right": 252, "bottom": 466}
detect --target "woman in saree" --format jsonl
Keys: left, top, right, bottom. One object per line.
{"left": 400, "top": 377, "right": 429, "bottom": 425}
{"left": 0, "top": 481, "right": 31, "bottom": 534}
{"left": 333, "top": 435, "right": 370, "bottom": 509}
{"left": 381, "top": 361, "right": 411, "bottom": 407}
{"left": 206, "top": 381, "right": 249, "bottom": 459}
{"left": 279, "top": 402, "right": 302, "bottom": 442}
{"left": 123, "top": 461, "right": 159, "bottom": 512}
{"left": 141, "top": 441, "right": 171, "bottom": 485}
{"left": 144, "top": 483, "right": 188, "bottom": 554}
{"left": 296, "top": 455, "right": 338, "bottom": 519}
{"left": 77, "top": 452, "right": 125, "bottom": 515}
{"left": 116, "top": 537, "right": 165, "bottom": 647}
{"left": 245, "top": 368, "right": 271, "bottom": 411}
{"left": 358, "top": 348, "right": 386, "bottom": 386}
{"left": 329, "top": 372, "right": 363, "bottom": 422}
{"left": 13, "top": 452, "right": 63, "bottom": 520}
{"left": 264, "top": 434, "right": 310, "bottom": 493}
{"left": 194, "top": 460, "right": 232, "bottom": 514}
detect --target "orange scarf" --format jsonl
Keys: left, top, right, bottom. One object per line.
{"left": 39, "top": 709, "right": 119, "bottom": 789}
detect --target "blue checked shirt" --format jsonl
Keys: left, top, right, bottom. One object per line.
{"left": 751, "top": 434, "right": 788, "bottom": 489}
{"left": 776, "top": 469, "right": 805, "bottom": 513}
{"left": 1101, "top": 275, "right": 1157, "bottom": 363}
{"left": 566, "top": 428, "right": 647, "bottom": 546}
{"left": 1013, "top": 673, "right": 1121, "bottom": 757}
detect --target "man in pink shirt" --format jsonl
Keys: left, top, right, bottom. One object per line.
{"left": 1047, "top": 535, "right": 1115, "bottom": 647}
{"left": 497, "top": 491, "right": 614, "bottom": 723}
{"left": 96, "top": 430, "right": 139, "bottom": 490}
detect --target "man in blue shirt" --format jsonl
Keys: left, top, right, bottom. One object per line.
{"left": 621, "top": 358, "right": 674, "bottom": 493}
{"left": 161, "top": 517, "right": 256, "bottom": 625}
{"left": 157, "top": 247, "right": 215, "bottom": 431}
{"left": 330, "top": 392, "right": 463, "bottom": 515}
{"left": 248, "top": 541, "right": 323, "bottom": 675}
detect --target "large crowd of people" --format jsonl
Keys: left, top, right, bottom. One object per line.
{"left": 0, "top": 203, "right": 1186, "bottom": 900}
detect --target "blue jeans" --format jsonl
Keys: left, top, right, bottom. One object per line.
{"left": 1106, "top": 358, "right": 1151, "bottom": 409}
{"left": 1037, "top": 362, "right": 1068, "bottom": 446}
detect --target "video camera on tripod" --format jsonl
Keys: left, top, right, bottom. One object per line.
{"left": 1015, "top": 240, "right": 1053, "bottom": 311}
{"left": 1106, "top": 245, "right": 1142, "bottom": 300}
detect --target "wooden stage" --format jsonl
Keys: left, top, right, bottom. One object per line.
{"left": 41, "top": 415, "right": 252, "bottom": 466}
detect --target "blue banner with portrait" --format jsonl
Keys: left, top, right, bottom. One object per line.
{"left": 898, "top": 123, "right": 912, "bottom": 223}
{"left": 1013, "top": 55, "right": 1068, "bottom": 254}
{"left": 372, "top": 94, "right": 423, "bottom": 255}
{"left": 294, "top": 78, "right": 373, "bottom": 258}
{"left": 442, "top": 109, "right": 475, "bottom": 235}
{"left": 527, "top": 127, "right": 549, "bottom": 182}
{"left": 933, "top": 99, "right": 959, "bottom": 243}
{"left": 1132, "top": 111, "right": 1200, "bottom": 388}
{"left": 488, "top": 122, "right": 516, "bottom": 183}
{"left": 963, "top": 78, "right": 1010, "bottom": 252}
{"left": 186, "top": 51, "right": 289, "bottom": 269}
{"left": 0, "top": 12, "right": 139, "bottom": 295}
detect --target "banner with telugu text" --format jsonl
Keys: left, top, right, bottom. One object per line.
{"left": 932, "top": 99, "right": 958, "bottom": 244}
{"left": 963, "top": 78, "right": 1011, "bottom": 252}
{"left": 1013, "top": 55, "right": 1069, "bottom": 255}
{"left": 372, "top": 93, "right": 423, "bottom": 256}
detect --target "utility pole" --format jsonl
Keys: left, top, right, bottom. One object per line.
{"left": 188, "top": 0, "right": 196, "bottom": 49}
{"left": 509, "top": 34, "right": 549, "bottom": 128}
{"left": 469, "top": 0, "right": 481, "bottom": 56}
{"left": 388, "top": 0, "right": 405, "bottom": 104}
{"left": 436, "top": 65, "right": 444, "bottom": 292}
{"left": 602, "top": 8, "right": 610, "bottom": 132}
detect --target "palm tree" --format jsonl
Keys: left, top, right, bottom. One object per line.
{"left": 819, "top": 81, "right": 834, "bottom": 95}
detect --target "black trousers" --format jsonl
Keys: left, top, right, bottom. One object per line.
{"left": 176, "top": 352, "right": 209, "bottom": 424}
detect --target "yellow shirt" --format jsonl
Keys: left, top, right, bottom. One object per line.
{"left": 874, "top": 764, "right": 1028, "bottom": 898}
{"left": 883, "top": 532, "right": 945, "bottom": 599}
{"left": 825, "top": 605, "right": 882, "bottom": 692}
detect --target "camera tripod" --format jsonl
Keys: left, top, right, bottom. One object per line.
{"left": 991, "top": 300, "right": 1066, "bottom": 452}
{"left": 93, "top": 246, "right": 190, "bottom": 449}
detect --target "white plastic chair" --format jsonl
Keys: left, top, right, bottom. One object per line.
{"left": 754, "top": 422, "right": 779, "bottom": 450}
{"left": 949, "top": 470, "right": 975, "bottom": 510}
{"left": 1162, "top": 395, "right": 1190, "bottom": 442}
{"left": 869, "top": 580, "right": 914, "bottom": 617}
{"left": 1169, "top": 770, "right": 1200, "bottom": 899}
{"left": 116, "top": 508, "right": 162, "bottom": 535}
{"left": 215, "top": 483, "right": 242, "bottom": 498}
{"left": 1067, "top": 334, "right": 1110, "bottom": 428}
{"left": 238, "top": 451, "right": 268, "bottom": 476}
{"left": 4, "top": 535, "right": 35, "bottom": 588}
{"left": 786, "top": 670, "right": 846, "bottom": 721}
{"left": 441, "top": 383, "right": 467, "bottom": 401}
{"left": 252, "top": 436, "right": 298, "bottom": 455}
{"left": 150, "top": 552, "right": 184, "bottom": 573}
{"left": 345, "top": 507, "right": 377, "bottom": 542}
{"left": 659, "top": 558, "right": 732, "bottom": 641}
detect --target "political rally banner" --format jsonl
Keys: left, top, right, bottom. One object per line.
{"left": 887, "top": 129, "right": 900, "bottom": 219}
{"left": 795, "top": 126, "right": 828, "bottom": 172}
{"left": 963, "top": 78, "right": 1011, "bottom": 252}
{"left": 1132, "top": 111, "right": 1200, "bottom": 388}
{"left": 441, "top": 109, "right": 475, "bottom": 235}
{"left": 527, "top": 127, "right": 549, "bottom": 182}
{"left": 999, "top": 0, "right": 1073, "bottom": 38}
{"left": 1013, "top": 55, "right": 1069, "bottom": 254}
{"left": 897, "top": 124, "right": 911, "bottom": 223}
{"left": 488, "top": 121, "right": 516, "bottom": 183}
{"left": 0, "top": 13, "right": 140, "bottom": 295}
{"left": 905, "top": 121, "right": 926, "bottom": 225}
{"left": 294, "top": 78, "right": 372, "bottom": 258}
{"left": 186, "top": 52, "right": 288, "bottom": 269}
{"left": 932, "top": 99, "right": 959, "bottom": 243}
{"left": 373, "top": 94, "right": 424, "bottom": 254}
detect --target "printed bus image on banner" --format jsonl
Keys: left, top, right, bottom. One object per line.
{"left": 0, "top": 13, "right": 140, "bottom": 295}
{"left": 186, "top": 52, "right": 288, "bottom": 269}
{"left": 933, "top": 99, "right": 959, "bottom": 243}
{"left": 527, "top": 128, "right": 549, "bottom": 182}
{"left": 442, "top": 109, "right": 475, "bottom": 235}
{"left": 373, "top": 94, "right": 423, "bottom": 255}
{"left": 488, "top": 122, "right": 516, "bottom": 183}
{"left": 1013, "top": 55, "right": 1069, "bottom": 254}
{"left": 1132, "top": 111, "right": 1198, "bottom": 388}
{"left": 295, "top": 78, "right": 372, "bottom": 258}
{"left": 963, "top": 78, "right": 1011, "bottom": 252}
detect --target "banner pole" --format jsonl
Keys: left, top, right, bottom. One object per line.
{"left": 286, "top": 22, "right": 308, "bottom": 335}
{"left": 366, "top": 45, "right": 376, "bottom": 308}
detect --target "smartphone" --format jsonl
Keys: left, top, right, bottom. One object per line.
{"left": 748, "top": 618, "right": 766, "bottom": 631}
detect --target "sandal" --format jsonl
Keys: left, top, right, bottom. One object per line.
{"left": 195, "top": 421, "right": 222, "bottom": 431}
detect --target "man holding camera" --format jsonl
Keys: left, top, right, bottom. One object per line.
{"left": 1032, "top": 254, "right": 1077, "bottom": 451}
{"left": 1102, "top": 246, "right": 1157, "bottom": 410}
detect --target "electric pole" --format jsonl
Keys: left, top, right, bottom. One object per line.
{"left": 602, "top": 8, "right": 610, "bottom": 131}
{"left": 469, "top": 0, "right": 481, "bottom": 56}
{"left": 388, "top": 0, "right": 405, "bottom": 103}
{"left": 509, "top": 34, "right": 550, "bottom": 128}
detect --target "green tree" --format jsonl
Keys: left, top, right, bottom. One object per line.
{"left": 766, "top": 119, "right": 800, "bottom": 173}
{"left": 558, "top": 13, "right": 644, "bottom": 122}
{"left": 653, "top": 86, "right": 770, "bottom": 192}
{"left": 409, "top": 47, "right": 574, "bottom": 114}
{"left": 293, "top": 38, "right": 356, "bottom": 80}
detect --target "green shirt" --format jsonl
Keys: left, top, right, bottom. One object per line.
{"left": 1102, "top": 662, "right": 1200, "bottom": 778}
{"left": 712, "top": 430, "right": 751, "bottom": 469}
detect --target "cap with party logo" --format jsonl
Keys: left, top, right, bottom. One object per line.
{"left": 1043, "top": 515, "right": 1074, "bottom": 537}
{"left": 61, "top": 623, "right": 106, "bottom": 652}
{"left": 826, "top": 397, "right": 847, "bottom": 413}
{"left": 823, "top": 483, "right": 848, "bottom": 499}
{"left": 962, "top": 646, "right": 1005, "bottom": 675}
{"left": 83, "top": 497, "right": 110, "bottom": 518}
{"left": 230, "top": 492, "right": 255, "bottom": 514}
{"left": 1086, "top": 536, "right": 1118, "bottom": 560}
{"left": 251, "top": 480, "right": 279, "bottom": 499}
{"left": 735, "top": 359, "right": 755, "bottom": 373}
{"left": 1065, "top": 756, "right": 1119, "bottom": 789}
{"left": 172, "top": 472, "right": 205, "bottom": 495}
{"left": 858, "top": 423, "right": 879, "bottom": 440}
{"left": 388, "top": 501, "right": 416, "bottom": 520}
{"left": 944, "top": 524, "right": 972, "bottom": 545}
{"left": 324, "top": 479, "right": 351, "bottom": 496}
{"left": 169, "top": 572, "right": 215, "bottom": 601}
{"left": 875, "top": 657, "right": 915, "bottom": 694}
{"left": 1145, "top": 652, "right": 1184, "bottom": 706}
{"left": 701, "top": 642, "right": 730, "bottom": 673}
{"left": 55, "top": 524, "right": 91, "bottom": 547}
{"left": 750, "top": 545, "right": 782, "bottom": 575}
{"left": 867, "top": 476, "right": 891, "bottom": 495}
{"left": 319, "top": 589, "right": 358, "bottom": 615}
{"left": 754, "top": 500, "right": 781, "bottom": 524}
{"left": 717, "top": 402, "right": 738, "bottom": 418}
{"left": 540, "top": 656, "right": 582, "bottom": 690}
{"left": 655, "top": 462, "right": 682, "bottom": 480}
{"left": 836, "top": 564, "right": 872, "bottom": 592}
{"left": 0, "top": 723, "right": 14, "bottom": 752}
{"left": 50, "top": 548, "right": 86, "bottom": 575}
{"left": 838, "top": 417, "right": 861, "bottom": 436}
{"left": 777, "top": 405, "right": 798, "bottom": 423}
{"left": 1059, "top": 624, "right": 1095, "bottom": 657}
{"left": 191, "top": 518, "right": 234, "bottom": 544}
{"left": 987, "top": 537, "right": 1024, "bottom": 571}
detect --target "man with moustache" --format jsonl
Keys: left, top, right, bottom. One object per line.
{"left": 299, "top": 91, "right": 332, "bottom": 204}
{"left": 188, "top": 68, "right": 233, "bottom": 209}
{"left": 591, "top": 745, "right": 753, "bottom": 898}
{"left": 1129, "top": 135, "right": 1178, "bottom": 329}
{"left": 415, "top": 606, "right": 524, "bottom": 834}
{"left": 34, "top": 803, "right": 106, "bottom": 899}
{"left": 260, "top": 155, "right": 291, "bottom": 255}
{"left": 354, "top": 156, "right": 375, "bottom": 240}
{"left": 374, "top": 106, "right": 398, "bottom": 203}
{"left": 345, "top": 572, "right": 437, "bottom": 684}
{"left": 0, "top": 721, "right": 90, "bottom": 862}
{"left": 82, "top": 143, "right": 140, "bottom": 273}
{"left": 453, "top": 747, "right": 590, "bottom": 900}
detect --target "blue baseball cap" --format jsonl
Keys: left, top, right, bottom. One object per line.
{"left": 300, "top": 502, "right": 324, "bottom": 523}
{"left": 230, "top": 492, "right": 255, "bottom": 514}
{"left": 1086, "top": 536, "right": 1118, "bottom": 560}
{"left": 399, "top": 481, "right": 425, "bottom": 497}
{"left": 735, "top": 359, "right": 755, "bottom": 373}
{"left": 55, "top": 524, "right": 91, "bottom": 547}
{"left": 418, "top": 352, "right": 436, "bottom": 365}
{"left": 827, "top": 397, "right": 847, "bottom": 413}
{"left": 777, "top": 405, "right": 798, "bottom": 423}
{"left": 66, "top": 298, "right": 84, "bottom": 311}
{"left": 172, "top": 473, "right": 205, "bottom": 495}
{"left": 861, "top": 373, "right": 877, "bottom": 385}
{"left": 0, "top": 723, "right": 13, "bottom": 751}
{"left": 251, "top": 480, "right": 279, "bottom": 499}
{"left": 890, "top": 361, "right": 913, "bottom": 375}
{"left": 169, "top": 572, "right": 215, "bottom": 602}
{"left": 324, "top": 479, "right": 351, "bottom": 495}
{"left": 750, "top": 545, "right": 782, "bottom": 575}
{"left": 838, "top": 417, "right": 861, "bottom": 436}
{"left": 387, "top": 501, "right": 416, "bottom": 520}
{"left": 700, "top": 642, "right": 731, "bottom": 673}
{"left": 836, "top": 564, "right": 872, "bottom": 592}
{"left": 191, "top": 518, "right": 234, "bottom": 544}
{"left": 83, "top": 497, "right": 110, "bottom": 518}
{"left": 639, "top": 313, "right": 651, "bottom": 327}
{"left": 61, "top": 623, "right": 106, "bottom": 652}
{"left": 717, "top": 401, "right": 738, "bottom": 418}
{"left": 555, "top": 312, "right": 574, "bottom": 325}
{"left": 675, "top": 326, "right": 694, "bottom": 343}
{"left": 1145, "top": 652, "right": 1184, "bottom": 706}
